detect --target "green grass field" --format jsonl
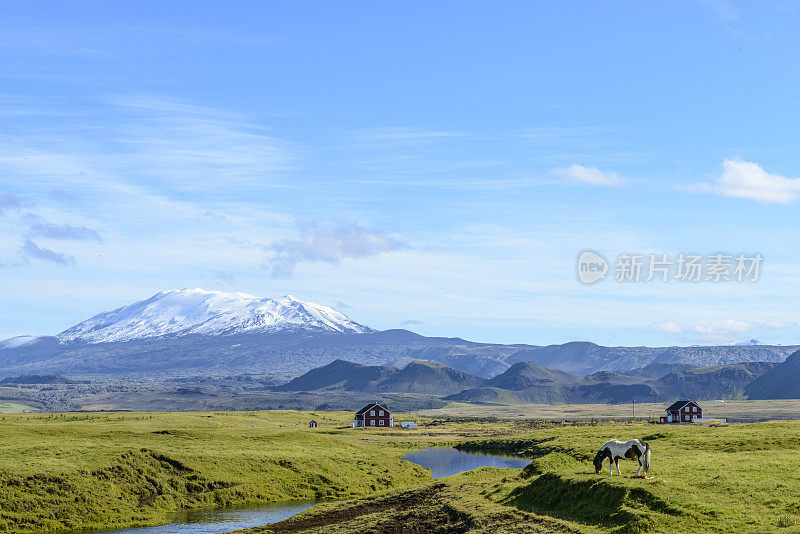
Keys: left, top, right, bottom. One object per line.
{"left": 238, "top": 418, "right": 800, "bottom": 533}
{"left": 2, "top": 410, "right": 800, "bottom": 533}
{"left": 415, "top": 398, "right": 800, "bottom": 423}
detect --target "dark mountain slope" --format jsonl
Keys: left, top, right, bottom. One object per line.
{"left": 443, "top": 387, "right": 523, "bottom": 404}
{"left": 274, "top": 359, "right": 397, "bottom": 392}
{"left": 448, "top": 360, "right": 777, "bottom": 405}
{"left": 377, "top": 360, "right": 486, "bottom": 395}
{"left": 623, "top": 362, "right": 699, "bottom": 379}
{"left": 273, "top": 359, "right": 485, "bottom": 396}
{"left": 579, "top": 371, "right": 643, "bottom": 386}
{"left": 487, "top": 362, "right": 577, "bottom": 390}
{"left": 745, "top": 351, "right": 800, "bottom": 399}
{"left": 652, "top": 361, "right": 776, "bottom": 401}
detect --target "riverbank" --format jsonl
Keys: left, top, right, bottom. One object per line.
{"left": 0, "top": 410, "right": 441, "bottom": 533}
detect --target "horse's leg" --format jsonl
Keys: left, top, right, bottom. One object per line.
{"left": 609, "top": 456, "right": 613, "bottom": 476}
{"left": 636, "top": 455, "right": 642, "bottom": 476}
{"left": 616, "top": 457, "right": 621, "bottom": 475}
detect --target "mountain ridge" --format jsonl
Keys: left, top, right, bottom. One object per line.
{"left": 1, "top": 289, "right": 797, "bottom": 379}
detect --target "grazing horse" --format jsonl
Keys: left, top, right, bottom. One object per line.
{"left": 593, "top": 439, "right": 650, "bottom": 476}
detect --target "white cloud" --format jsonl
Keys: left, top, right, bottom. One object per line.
{"left": 551, "top": 164, "right": 624, "bottom": 186}
{"left": 649, "top": 319, "right": 799, "bottom": 344}
{"left": 649, "top": 320, "right": 684, "bottom": 335}
{"left": 712, "top": 159, "right": 800, "bottom": 203}
{"left": 261, "top": 221, "right": 406, "bottom": 277}
{"left": 21, "top": 240, "right": 73, "bottom": 265}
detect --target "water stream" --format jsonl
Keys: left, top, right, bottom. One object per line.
{"left": 90, "top": 448, "right": 529, "bottom": 533}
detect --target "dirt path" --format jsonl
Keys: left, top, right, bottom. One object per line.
{"left": 237, "top": 483, "right": 584, "bottom": 534}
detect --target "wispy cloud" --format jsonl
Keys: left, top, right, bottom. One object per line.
{"left": 0, "top": 193, "right": 22, "bottom": 214}
{"left": 0, "top": 94, "right": 294, "bottom": 199}
{"left": 551, "top": 164, "right": 624, "bottom": 186}
{"left": 705, "top": 159, "right": 800, "bottom": 203}
{"left": 21, "top": 240, "right": 73, "bottom": 265}
{"left": 354, "top": 127, "right": 468, "bottom": 144}
{"left": 695, "top": 0, "right": 739, "bottom": 26}
{"left": 106, "top": 94, "right": 293, "bottom": 189}
{"left": 25, "top": 215, "right": 102, "bottom": 241}
{"left": 262, "top": 221, "right": 406, "bottom": 277}
{"left": 694, "top": 0, "right": 753, "bottom": 40}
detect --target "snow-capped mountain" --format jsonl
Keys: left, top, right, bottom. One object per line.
{"left": 57, "top": 288, "right": 372, "bottom": 343}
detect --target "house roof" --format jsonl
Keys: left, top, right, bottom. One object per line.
{"left": 665, "top": 400, "right": 697, "bottom": 412}
{"left": 356, "top": 403, "right": 389, "bottom": 415}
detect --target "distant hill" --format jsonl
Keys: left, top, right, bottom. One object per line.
{"left": 476, "top": 361, "right": 576, "bottom": 403}
{"left": 745, "top": 350, "right": 800, "bottom": 399}
{"left": 487, "top": 362, "right": 577, "bottom": 390}
{"left": 274, "top": 359, "right": 485, "bottom": 396}
{"left": 623, "top": 362, "right": 699, "bottom": 379}
{"left": 377, "top": 360, "right": 486, "bottom": 394}
{"left": 0, "top": 374, "right": 86, "bottom": 385}
{"left": 444, "top": 387, "right": 523, "bottom": 404}
{"left": 274, "top": 359, "right": 397, "bottom": 392}
{"left": 652, "top": 362, "right": 776, "bottom": 401}
{"left": 446, "top": 360, "right": 778, "bottom": 405}
{"left": 579, "top": 371, "right": 643, "bottom": 386}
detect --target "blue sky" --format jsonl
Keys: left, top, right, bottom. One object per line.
{"left": 2, "top": 1, "right": 800, "bottom": 346}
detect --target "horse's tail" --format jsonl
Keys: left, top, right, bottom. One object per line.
{"left": 642, "top": 441, "right": 651, "bottom": 473}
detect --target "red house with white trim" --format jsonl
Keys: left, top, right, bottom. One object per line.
{"left": 660, "top": 400, "right": 703, "bottom": 424}
{"left": 352, "top": 403, "right": 394, "bottom": 428}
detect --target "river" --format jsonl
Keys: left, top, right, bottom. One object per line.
{"left": 92, "top": 448, "right": 529, "bottom": 533}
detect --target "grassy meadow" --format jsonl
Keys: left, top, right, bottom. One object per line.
{"left": 243, "top": 419, "right": 800, "bottom": 533}
{"left": 0, "top": 410, "right": 438, "bottom": 533}
{"left": 1, "top": 409, "right": 800, "bottom": 532}
{"left": 415, "top": 399, "right": 800, "bottom": 423}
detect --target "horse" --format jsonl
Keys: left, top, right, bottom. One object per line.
{"left": 593, "top": 439, "right": 650, "bottom": 476}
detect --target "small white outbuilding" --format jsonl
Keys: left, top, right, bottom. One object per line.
{"left": 401, "top": 421, "right": 418, "bottom": 429}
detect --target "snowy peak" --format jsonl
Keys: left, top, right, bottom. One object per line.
{"left": 57, "top": 288, "right": 372, "bottom": 343}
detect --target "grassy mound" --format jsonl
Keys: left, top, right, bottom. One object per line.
{"left": 0, "top": 449, "right": 241, "bottom": 532}
{"left": 520, "top": 452, "right": 585, "bottom": 478}
{"left": 506, "top": 472, "right": 688, "bottom": 533}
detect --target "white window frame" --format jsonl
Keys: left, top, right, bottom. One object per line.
{"left": 379, "top": 419, "right": 384, "bottom": 426}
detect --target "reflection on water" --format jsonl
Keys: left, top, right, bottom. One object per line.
{"left": 402, "top": 447, "right": 530, "bottom": 478}
{"left": 94, "top": 500, "right": 318, "bottom": 534}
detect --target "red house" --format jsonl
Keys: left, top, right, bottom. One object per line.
{"left": 660, "top": 400, "right": 703, "bottom": 424}
{"left": 352, "top": 403, "right": 394, "bottom": 428}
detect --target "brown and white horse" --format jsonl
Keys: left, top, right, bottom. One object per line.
{"left": 593, "top": 439, "right": 650, "bottom": 476}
